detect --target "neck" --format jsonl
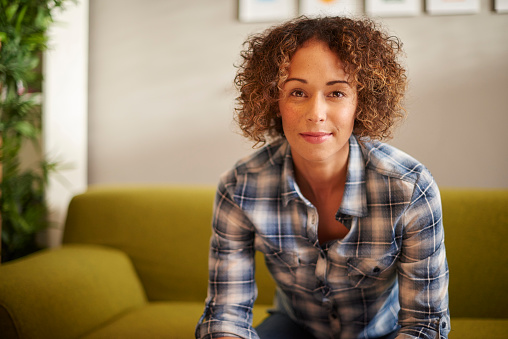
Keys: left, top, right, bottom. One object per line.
{"left": 292, "top": 149, "right": 349, "bottom": 204}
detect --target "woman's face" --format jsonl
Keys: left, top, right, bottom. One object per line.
{"left": 278, "top": 39, "right": 358, "bottom": 168}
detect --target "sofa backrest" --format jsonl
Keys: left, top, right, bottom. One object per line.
{"left": 440, "top": 189, "right": 508, "bottom": 319}
{"left": 63, "top": 185, "right": 215, "bottom": 303}
{"left": 62, "top": 185, "right": 276, "bottom": 304}
{"left": 63, "top": 186, "right": 508, "bottom": 318}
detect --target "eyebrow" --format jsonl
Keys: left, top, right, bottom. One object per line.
{"left": 285, "top": 78, "right": 349, "bottom": 86}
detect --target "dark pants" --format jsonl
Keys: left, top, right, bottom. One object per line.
{"left": 255, "top": 312, "right": 398, "bottom": 339}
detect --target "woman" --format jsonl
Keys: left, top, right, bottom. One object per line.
{"left": 196, "top": 16, "right": 450, "bottom": 339}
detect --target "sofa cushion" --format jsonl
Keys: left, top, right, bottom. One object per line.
{"left": 449, "top": 318, "right": 508, "bottom": 338}
{"left": 441, "top": 189, "right": 508, "bottom": 318}
{"left": 0, "top": 245, "right": 147, "bottom": 339}
{"left": 81, "top": 301, "right": 272, "bottom": 339}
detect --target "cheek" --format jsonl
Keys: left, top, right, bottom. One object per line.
{"left": 278, "top": 100, "right": 291, "bottom": 116}
{"left": 279, "top": 103, "right": 298, "bottom": 128}
{"left": 343, "top": 98, "right": 358, "bottom": 123}
{"left": 346, "top": 111, "right": 357, "bottom": 130}
{"left": 280, "top": 116, "right": 294, "bottom": 135}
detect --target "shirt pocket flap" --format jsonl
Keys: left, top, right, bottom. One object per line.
{"left": 346, "top": 254, "right": 397, "bottom": 288}
{"left": 264, "top": 250, "right": 299, "bottom": 268}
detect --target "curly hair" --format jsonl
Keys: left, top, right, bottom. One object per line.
{"left": 234, "top": 16, "right": 407, "bottom": 146}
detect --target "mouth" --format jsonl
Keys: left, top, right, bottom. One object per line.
{"left": 299, "top": 132, "right": 333, "bottom": 144}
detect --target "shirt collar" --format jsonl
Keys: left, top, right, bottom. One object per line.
{"left": 340, "top": 135, "right": 368, "bottom": 217}
{"left": 281, "top": 141, "right": 301, "bottom": 206}
{"left": 280, "top": 135, "right": 368, "bottom": 217}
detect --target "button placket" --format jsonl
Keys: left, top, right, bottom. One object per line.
{"left": 309, "top": 208, "right": 318, "bottom": 227}
{"left": 328, "top": 303, "right": 341, "bottom": 334}
{"left": 315, "top": 250, "right": 327, "bottom": 282}
{"left": 307, "top": 207, "right": 319, "bottom": 243}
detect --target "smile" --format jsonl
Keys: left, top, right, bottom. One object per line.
{"left": 299, "top": 132, "right": 332, "bottom": 144}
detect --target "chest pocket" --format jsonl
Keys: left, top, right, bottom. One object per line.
{"left": 263, "top": 250, "right": 298, "bottom": 288}
{"left": 263, "top": 248, "right": 322, "bottom": 293}
{"left": 346, "top": 254, "right": 397, "bottom": 289}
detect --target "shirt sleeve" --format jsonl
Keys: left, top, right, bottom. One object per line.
{"left": 195, "top": 176, "right": 260, "bottom": 339}
{"left": 396, "top": 172, "right": 451, "bottom": 339}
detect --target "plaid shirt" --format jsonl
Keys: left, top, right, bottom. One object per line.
{"left": 196, "top": 135, "right": 450, "bottom": 339}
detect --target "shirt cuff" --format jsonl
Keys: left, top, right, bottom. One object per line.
{"left": 196, "top": 320, "right": 259, "bottom": 339}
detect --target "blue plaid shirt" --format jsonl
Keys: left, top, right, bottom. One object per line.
{"left": 196, "top": 135, "right": 450, "bottom": 339}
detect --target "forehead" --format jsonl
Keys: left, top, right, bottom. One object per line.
{"left": 287, "top": 39, "right": 348, "bottom": 78}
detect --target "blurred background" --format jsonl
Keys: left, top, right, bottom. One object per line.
{"left": 87, "top": 0, "right": 508, "bottom": 186}
{"left": 43, "top": 0, "right": 507, "bottom": 246}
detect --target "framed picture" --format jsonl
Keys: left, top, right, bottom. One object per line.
{"left": 426, "top": 0, "right": 480, "bottom": 15}
{"left": 299, "top": 0, "right": 360, "bottom": 17}
{"left": 238, "top": 0, "right": 297, "bottom": 22}
{"left": 495, "top": 0, "right": 508, "bottom": 12}
{"left": 366, "top": 0, "right": 421, "bottom": 17}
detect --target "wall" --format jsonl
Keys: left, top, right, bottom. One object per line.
{"left": 43, "top": 1, "right": 88, "bottom": 247}
{"left": 88, "top": 0, "right": 508, "bottom": 188}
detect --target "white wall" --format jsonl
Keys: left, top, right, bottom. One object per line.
{"left": 88, "top": 0, "right": 508, "bottom": 188}
{"left": 43, "top": 0, "right": 88, "bottom": 247}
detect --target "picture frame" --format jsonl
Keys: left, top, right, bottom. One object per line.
{"left": 365, "top": 0, "right": 421, "bottom": 17}
{"left": 426, "top": 0, "right": 480, "bottom": 15}
{"left": 238, "top": 0, "right": 297, "bottom": 22}
{"left": 495, "top": 0, "right": 508, "bottom": 12}
{"left": 299, "top": 0, "right": 360, "bottom": 17}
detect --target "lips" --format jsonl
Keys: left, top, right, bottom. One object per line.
{"left": 300, "top": 132, "right": 332, "bottom": 144}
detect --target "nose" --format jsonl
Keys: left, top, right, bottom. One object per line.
{"left": 306, "top": 95, "right": 326, "bottom": 123}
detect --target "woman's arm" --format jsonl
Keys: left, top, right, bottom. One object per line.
{"left": 195, "top": 178, "right": 259, "bottom": 339}
{"left": 396, "top": 175, "right": 451, "bottom": 338}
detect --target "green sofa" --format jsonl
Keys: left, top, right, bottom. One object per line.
{"left": 0, "top": 186, "right": 506, "bottom": 338}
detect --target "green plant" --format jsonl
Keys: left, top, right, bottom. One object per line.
{"left": 0, "top": 0, "right": 68, "bottom": 262}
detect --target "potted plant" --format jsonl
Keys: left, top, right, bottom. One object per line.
{"left": 0, "top": 0, "right": 68, "bottom": 262}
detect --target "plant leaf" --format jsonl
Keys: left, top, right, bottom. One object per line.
{"left": 15, "top": 5, "right": 28, "bottom": 33}
{"left": 5, "top": 4, "right": 19, "bottom": 23}
{"left": 13, "top": 121, "right": 37, "bottom": 138}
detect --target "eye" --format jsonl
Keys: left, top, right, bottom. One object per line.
{"left": 329, "top": 91, "right": 345, "bottom": 98}
{"left": 290, "top": 90, "right": 306, "bottom": 98}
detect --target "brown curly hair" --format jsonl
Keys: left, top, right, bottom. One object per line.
{"left": 234, "top": 16, "right": 407, "bottom": 146}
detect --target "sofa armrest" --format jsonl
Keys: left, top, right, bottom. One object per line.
{"left": 0, "top": 244, "right": 147, "bottom": 339}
